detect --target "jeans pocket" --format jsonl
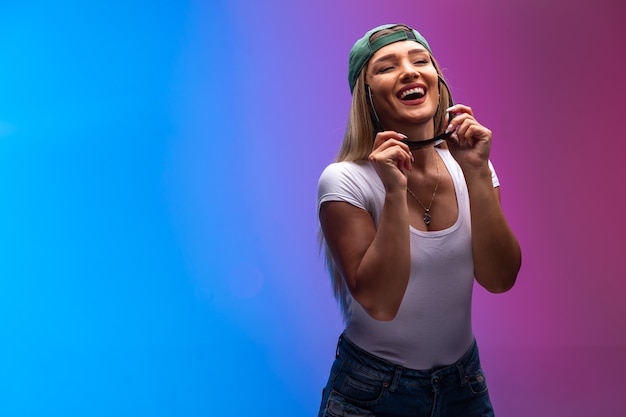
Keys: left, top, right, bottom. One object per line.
{"left": 466, "top": 369, "right": 489, "bottom": 395}
{"left": 335, "top": 368, "right": 388, "bottom": 405}
{"left": 324, "top": 391, "right": 376, "bottom": 417}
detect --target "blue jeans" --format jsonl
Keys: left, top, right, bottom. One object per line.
{"left": 317, "top": 334, "right": 495, "bottom": 417}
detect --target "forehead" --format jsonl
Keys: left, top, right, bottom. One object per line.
{"left": 369, "top": 40, "right": 429, "bottom": 64}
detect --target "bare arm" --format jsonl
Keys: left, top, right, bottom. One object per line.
{"left": 465, "top": 169, "right": 521, "bottom": 292}
{"left": 319, "top": 132, "right": 413, "bottom": 320}
{"left": 446, "top": 104, "right": 522, "bottom": 292}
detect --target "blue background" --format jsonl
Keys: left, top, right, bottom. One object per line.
{"left": 1, "top": 0, "right": 625, "bottom": 416}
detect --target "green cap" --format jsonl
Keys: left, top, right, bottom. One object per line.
{"left": 348, "top": 24, "right": 432, "bottom": 94}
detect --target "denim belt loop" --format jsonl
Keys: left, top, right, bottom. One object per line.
{"left": 456, "top": 362, "right": 467, "bottom": 387}
{"left": 388, "top": 367, "right": 402, "bottom": 393}
{"left": 336, "top": 334, "right": 343, "bottom": 358}
{"left": 431, "top": 374, "right": 441, "bottom": 393}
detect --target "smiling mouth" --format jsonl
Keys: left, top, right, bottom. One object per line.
{"left": 399, "top": 87, "right": 425, "bottom": 100}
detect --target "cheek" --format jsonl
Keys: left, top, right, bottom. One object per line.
{"left": 368, "top": 83, "right": 395, "bottom": 108}
{"left": 428, "top": 79, "right": 441, "bottom": 104}
{"left": 430, "top": 89, "right": 440, "bottom": 104}
{"left": 372, "top": 93, "right": 396, "bottom": 114}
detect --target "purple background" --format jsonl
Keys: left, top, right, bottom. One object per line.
{"left": 0, "top": 0, "right": 624, "bottom": 415}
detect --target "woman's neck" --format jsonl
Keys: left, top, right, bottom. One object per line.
{"left": 410, "top": 145, "right": 439, "bottom": 172}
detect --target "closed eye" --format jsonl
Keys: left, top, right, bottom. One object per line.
{"left": 377, "top": 66, "right": 394, "bottom": 73}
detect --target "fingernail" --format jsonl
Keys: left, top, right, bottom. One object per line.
{"left": 445, "top": 124, "right": 453, "bottom": 134}
{"left": 445, "top": 105, "right": 456, "bottom": 112}
{"left": 399, "top": 133, "right": 408, "bottom": 139}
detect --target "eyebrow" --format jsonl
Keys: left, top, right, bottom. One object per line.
{"left": 371, "top": 48, "right": 429, "bottom": 65}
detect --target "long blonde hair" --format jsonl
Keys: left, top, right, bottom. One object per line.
{"left": 322, "top": 25, "right": 454, "bottom": 318}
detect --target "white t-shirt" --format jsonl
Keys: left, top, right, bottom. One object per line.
{"left": 318, "top": 148, "right": 499, "bottom": 370}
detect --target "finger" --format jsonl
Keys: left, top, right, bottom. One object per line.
{"left": 464, "top": 120, "right": 485, "bottom": 148}
{"left": 446, "top": 103, "right": 474, "bottom": 117}
{"left": 370, "top": 145, "right": 413, "bottom": 172}
{"left": 460, "top": 120, "right": 492, "bottom": 147}
{"left": 373, "top": 131, "right": 408, "bottom": 150}
{"left": 448, "top": 131, "right": 460, "bottom": 148}
{"left": 455, "top": 120, "right": 472, "bottom": 147}
{"left": 372, "top": 136, "right": 412, "bottom": 163}
{"left": 445, "top": 112, "right": 473, "bottom": 135}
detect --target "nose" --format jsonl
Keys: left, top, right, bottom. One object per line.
{"left": 400, "top": 60, "right": 419, "bottom": 81}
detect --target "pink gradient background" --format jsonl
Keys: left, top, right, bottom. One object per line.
{"left": 230, "top": 0, "right": 626, "bottom": 414}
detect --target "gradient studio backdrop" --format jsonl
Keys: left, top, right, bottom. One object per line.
{"left": 0, "top": 0, "right": 624, "bottom": 416}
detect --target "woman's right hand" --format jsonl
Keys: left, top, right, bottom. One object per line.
{"left": 368, "top": 131, "right": 412, "bottom": 191}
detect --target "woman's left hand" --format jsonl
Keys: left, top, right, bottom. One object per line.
{"left": 444, "top": 104, "right": 492, "bottom": 170}
{"left": 445, "top": 104, "right": 521, "bottom": 292}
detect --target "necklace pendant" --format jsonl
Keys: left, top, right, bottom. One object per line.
{"left": 423, "top": 211, "right": 431, "bottom": 225}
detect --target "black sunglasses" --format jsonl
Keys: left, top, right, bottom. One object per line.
{"left": 400, "top": 112, "right": 456, "bottom": 149}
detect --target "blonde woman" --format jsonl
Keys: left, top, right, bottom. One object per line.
{"left": 317, "top": 24, "right": 521, "bottom": 417}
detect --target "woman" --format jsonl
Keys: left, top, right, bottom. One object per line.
{"left": 317, "top": 24, "right": 521, "bottom": 417}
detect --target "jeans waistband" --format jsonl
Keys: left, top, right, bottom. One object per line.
{"left": 335, "top": 333, "right": 481, "bottom": 386}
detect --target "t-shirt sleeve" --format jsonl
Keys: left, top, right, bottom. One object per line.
{"left": 488, "top": 160, "right": 500, "bottom": 188}
{"left": 317, "top": 162, "right": 368, "bottom": 213}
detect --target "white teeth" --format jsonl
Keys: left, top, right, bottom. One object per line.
{"left": 401, "top": 87, "right": 425, "bottom": 99}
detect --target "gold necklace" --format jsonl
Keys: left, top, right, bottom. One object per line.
{"left": 406, "top": 150, "right": 440, "bottom": 226}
